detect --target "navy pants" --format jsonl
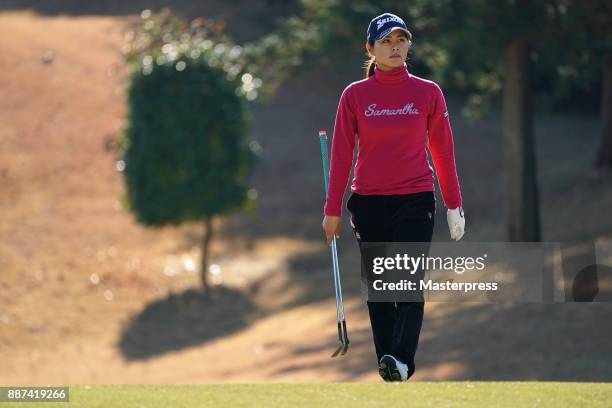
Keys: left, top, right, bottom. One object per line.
{"left": 346, "top": 191, "right": 435, "bottom": 380}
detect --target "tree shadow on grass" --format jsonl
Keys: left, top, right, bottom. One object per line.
{"left": 118, "top": 285, "right": 260, "bottom": 361}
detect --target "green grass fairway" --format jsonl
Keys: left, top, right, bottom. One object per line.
{"left": 3, "top": 382, "right": 611, "bottom": 407}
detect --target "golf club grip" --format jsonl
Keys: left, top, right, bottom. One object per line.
{"left": 319, "top": 132, "right": 330, "bottom": 193}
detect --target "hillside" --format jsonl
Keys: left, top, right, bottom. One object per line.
{"left": 1, "top": 9, "right": 611, "bottom": 384}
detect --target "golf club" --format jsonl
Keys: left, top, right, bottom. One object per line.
{"left": 318, "top": 130, "right": 350, "bottom": 357}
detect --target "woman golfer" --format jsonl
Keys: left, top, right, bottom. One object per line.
{"left": 322, "top": 12, "right": 465, "bottom": 382}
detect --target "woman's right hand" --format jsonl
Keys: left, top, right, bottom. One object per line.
{"left": 322, "top": 216, "right": 342, "bottom": 247}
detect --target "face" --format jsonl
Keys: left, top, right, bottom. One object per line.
{"left": 366, "top": 30, "right": 411, "bottom": 71}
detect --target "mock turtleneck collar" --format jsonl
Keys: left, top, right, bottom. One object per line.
{"left": 373, "top": 62, "right": 410, "bottom": 84}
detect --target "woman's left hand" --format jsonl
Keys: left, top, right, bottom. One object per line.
{"left": 447, "top": 207, "right": 465, "bottom": 241}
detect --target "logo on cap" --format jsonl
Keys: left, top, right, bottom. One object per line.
{"left": 376, "top": 15, "right": 403, "bottom": 30}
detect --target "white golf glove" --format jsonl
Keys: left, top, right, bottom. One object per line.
{"left": 447, "top": 207, "right": 465, "bottom": 241}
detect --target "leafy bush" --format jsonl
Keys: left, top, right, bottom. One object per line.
{"left": 118, "top": 9, "right": 261, "bottom": 225}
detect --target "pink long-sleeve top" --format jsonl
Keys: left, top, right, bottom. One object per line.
{"left": 323, "top": 62, "right": 462, "bottom": 216}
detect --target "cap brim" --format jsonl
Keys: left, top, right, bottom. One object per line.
{"left": 374, "top": 26, "right": 411, "bottom": 42}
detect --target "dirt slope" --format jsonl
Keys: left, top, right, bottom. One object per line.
{"left": 1, "top": 10, "right": 611, "bottom": 385}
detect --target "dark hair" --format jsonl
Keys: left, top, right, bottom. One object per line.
{"left": 363, "top": 31, "right": 412, "bottom": 78}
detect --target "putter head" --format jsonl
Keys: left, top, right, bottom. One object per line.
{"left": 331, "top": 319, "right": 350, "bottom": 358}
{"left": 331, "top": 341, "right": 350, "bottom": 358}
{"left": 340, "top": 342, "right": 349, "bottom": 356}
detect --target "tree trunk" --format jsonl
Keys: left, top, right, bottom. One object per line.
{"left": 201, "top": 217, "right": 213, "bottom": 290}
{"left": 502, "top": 38, "right": 541, "bottom": 242}
{"left": 596, "top": 56, "right": 612, "bottom": 170}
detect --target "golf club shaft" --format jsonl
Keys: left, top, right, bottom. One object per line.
{"left": 331, "top": 238, "right": 345, "bottom": 322}
{"left": 319, "top": 131, "right": 347, "bottom": 326}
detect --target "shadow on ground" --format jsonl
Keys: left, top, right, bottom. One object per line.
{"left": 260, "top": 242, "right": 612, "bottom": 381}
{"left": 416, "top": 301, "right": 612, "bottom": 381}
{"left": 118, "top": 286, "right": 261, "bottom": 361}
